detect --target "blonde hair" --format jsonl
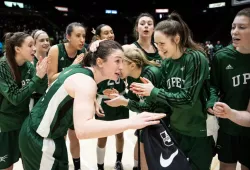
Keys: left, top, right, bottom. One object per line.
{"left": 122, "top": 45, "right": 160, "bottom": 68}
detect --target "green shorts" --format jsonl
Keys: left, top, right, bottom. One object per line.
{"left": 171, "top": 129, "right": 215, "bottom": 170}
{"left": 19, "top": 118, "right": 68, "bottom": 170}
{"left": 95, "top": 101, "right": 129, "bottom": 121}
{"left": 216, "top": 130, "right": 250, "bottom": 168}
{"left": 0, "top": 130, "right": 20, "bottom": 169}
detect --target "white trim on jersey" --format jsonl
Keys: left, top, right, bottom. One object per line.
{"left": 39, "top": 138, "right": 56, "bottom": 170}
{"left": 97, "top": 90, "right": 126, "bottom": 101}
{"left": 36, "top": 85, "right": 68, "bottom": 137}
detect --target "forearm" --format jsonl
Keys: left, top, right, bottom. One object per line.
{"left": 1, "top": 75, "right": 43, "bottom": 106}
{"left": 229, "top": 109, "right": 250, "bottom": 127}
{"left": 127, "top": 99, "right": 155, "bottom": 113}
{"left": 147, "top": 87, "right": 194, "bottom": 109}
{"left": 76, "top": 119, "right": 130, "bottom": 139}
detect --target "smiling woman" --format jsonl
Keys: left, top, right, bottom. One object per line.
{"left": 130, "top": 12, "right": 214, "bottom": 170}
{"left": 18, "top": 39, "right": 166, "bottom": 170}
{"left": 29, "top": 29, "right": 51, "bottom": 106}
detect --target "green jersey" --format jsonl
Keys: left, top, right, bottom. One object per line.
{"left": 147, "top": 49, "right": 210, "bottom": 137}
{"left": 127, "top": 65, "right": 167, "bottom": 113}
{"left": 31, "top": 56, "right": 48, "bottom": 104}
{"left": 133, "top": 41, "right": 162, "bottom": 64}
{"left": 0, "top": 57, "right": 44, "bottom": 132}
{"left": 207, "top": 45, "right": 250, "bottom": 136}
{"left": 57, "top": 43, "right": 85, "bottom": 72}
{"left": 96, "top": 78, "right": 129, "bottom": 120}
{"left": 29, "top": 64, "right": 94, "bottom": 139}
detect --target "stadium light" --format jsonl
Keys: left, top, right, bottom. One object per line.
{"left": 4, "top": 1, "right": 24, "bottom": 8}
{"left": 208, "top": 2, "right": 226, "bottom": 8}
{"left": 55, "top": 6, "right": 68, "bottom": 12}
{"left": 232, "top": 0, "right": 250, "bottom": 6}
{"left": 105, "top": 9, "right": 118, "bottom": 15}
{"left": 155, "top": 9, "right": 169, "bottom": 13}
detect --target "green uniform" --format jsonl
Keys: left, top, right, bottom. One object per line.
{"left": 129, "top": 42, "right": 164, "bottom": 113}
{"left": 147, "top": 49, "right": 214, "bottom": 170}
{"left": 127, "top": 65, "right": 168, "bottom": 113}
{"left": 96, "top": 79, "right": 129, "bottom": 121}
{"left": 57, "top": 43, "right": 85, "bottom": 130}
{"left": 30, "top": 56, "right": 48, "bottom": 106}
{"left": 207, "top": 45, "right": 250, "bottom": 168}
{"left": 0, "top": 57, "right": 44, "bottom": 169}
{"left": 19, "top": 64, "right": 94, "bottom": 170}
{"left": 57, "top": 43, "right": 85, "bottom": 72}
{"left": 133, "top": 41, "right": 162, "bottom": 64}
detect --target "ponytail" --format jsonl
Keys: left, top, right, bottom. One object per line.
{"left": 4, "top": 32, "right": 30, "bottom": 85}
{"left": 155, "top": 12, "right": 204, "bottom": 52}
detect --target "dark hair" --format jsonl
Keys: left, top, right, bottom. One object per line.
{"left": 155, "top": 12, "right": 203, "bottom": 52}
{"left": 133, "top": 13, "right": 155, "bottom": 39}
{"left": 64, "top": 22, "right": 85, "bottom": 42}
{"left": 4, "top": 32, "right": 30, "bottom": 84}
{"left": 236, "top": 8, "right": 250, "bottom": 18}
{"left": 95, "top": 24, "right": 108, "bottom": 36}
{"left": 31, "top": 29, "right": 47, "bottom": 44}
{"left": 84, "top": 40, "right": 123, "bottom": 67}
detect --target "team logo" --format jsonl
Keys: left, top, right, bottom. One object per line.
{"left": 160, "top": 130, "right": 173, "bottom": 147}
{"left": 159, "top": 131, "right": 178, "bottom": 168}
{"left": 0, "top": 155, "right": 8, "bottom": 162}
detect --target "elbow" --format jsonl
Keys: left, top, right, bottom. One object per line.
{"left": 75, "top": 128, "right": 92, "bottom": 140}
{"left": 75, "top": 130, "right": 89, "bottom": 140}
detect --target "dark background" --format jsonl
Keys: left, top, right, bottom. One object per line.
{"left": 0, "top": 0, "right": 249, "bottom": 45}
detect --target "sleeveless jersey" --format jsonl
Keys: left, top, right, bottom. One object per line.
{"left": 29, "top": 64, "right": 94, "bottom": 139}
{"left": 57, "top": 43, "right": 85, "bottom": 72}
{"left": 96, "top": 78, "right": 129, "bottom": 120}
{"left": 133, "top": 41, "right": 162, "bottom": 64}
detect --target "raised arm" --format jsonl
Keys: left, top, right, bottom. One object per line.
{"left": 0, "top": 64, "right": 44, "bottom": 106}
{"left": 64, "top": 73, "right": 166, "bottom": 139}
{"left": 47, "top": 45, "right": 59, "bottom": 85}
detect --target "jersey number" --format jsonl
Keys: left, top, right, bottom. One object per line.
{"left": 107, "top": 78, "right": 120, "bottom": 86}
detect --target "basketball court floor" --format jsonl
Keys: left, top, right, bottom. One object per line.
{"left": 14, "top": 112, "right": 241, "bottom": 170}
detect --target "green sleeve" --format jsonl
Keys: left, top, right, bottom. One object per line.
{"left": 206, "top": 55, "right": 220, "bottom": 109}
{"left": 147, "top": 53, "right": 209, "bottom": 109}
{"left": 34, "top": 76, "right": 48, "bottom": 94}
{"left": 143, "top": 66, "right": 162, "bottom": 88}
{"left": 127, "top": 99, "right": 156, "bottom": 113}
{"left": 0, "top": 66, "right": 44, "bottom": 106}
{"left": 32, "top": 60, "right": 48, "bottom": 95}
{"left": 127, "top": 66, "right": 162, "bottom": 112}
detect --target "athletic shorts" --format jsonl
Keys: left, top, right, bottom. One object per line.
{"left": 19, "top": 118, "right": 68, "bottom": 170}
{"left": 216, "top": 130, "right": 250, "bottom": 168}
{"left": 0, "top": 130, "right": 20, "bottom": 169}
{"left": 171, "top": 129, "right": 215, "bottom": 170}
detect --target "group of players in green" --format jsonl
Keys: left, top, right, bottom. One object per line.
{"left": 0, "top": 7, "right": 250, "bottom": 170}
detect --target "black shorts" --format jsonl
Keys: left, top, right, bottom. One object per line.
{"left": 216, "top": 130, "right": 250, "bottom": 168}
